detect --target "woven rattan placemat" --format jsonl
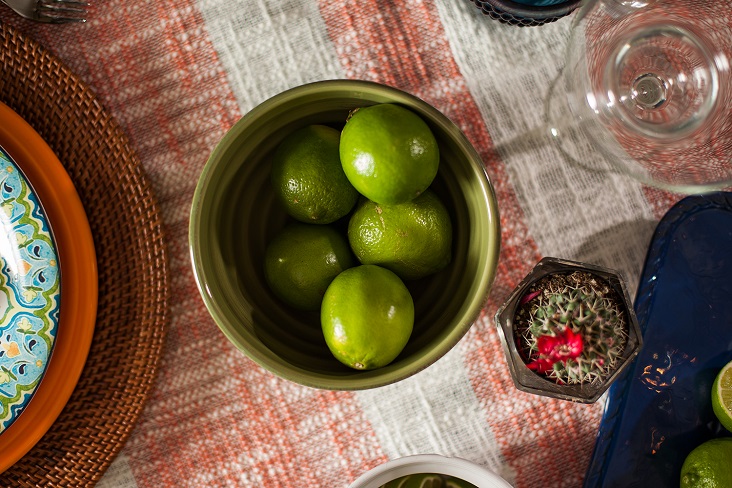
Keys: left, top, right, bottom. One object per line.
{"left": 0, "top": 23, "right": 170, "bottom": 486}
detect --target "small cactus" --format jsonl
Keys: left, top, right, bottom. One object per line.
{"left": 518, "top": 271, "right": 628, "bottom": 385}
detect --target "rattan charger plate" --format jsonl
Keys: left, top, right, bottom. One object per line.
{"left": 0, "top": 23, "right": 170, "bottom": 486}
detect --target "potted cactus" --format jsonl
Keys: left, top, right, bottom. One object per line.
{"left": 495, "top": 257, "right": 642, "bottom": 403}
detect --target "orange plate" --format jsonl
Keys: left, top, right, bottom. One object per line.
{"left": 0, "top": 101, "right": 97, "bottom": 473}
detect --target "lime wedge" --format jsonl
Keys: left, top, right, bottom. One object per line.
{"left": 712, "top": 360, "right": 732, "bottom": 433}
{"left": 381, "top": 473, "right": 444, "bottom": 487}
{"left": 445, "top": 477, "right": 478, "bottom": 488}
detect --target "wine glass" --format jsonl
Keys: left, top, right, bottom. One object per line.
{"left": 544, "top": 0, "right": 732, "bottom": 193}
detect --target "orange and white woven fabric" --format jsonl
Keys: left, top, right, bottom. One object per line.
{"left": 0, "top": 1, "right": 682, "bottom": 487}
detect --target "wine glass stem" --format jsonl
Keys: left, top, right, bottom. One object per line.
{"left": 631, "top": 73, "right": 668, "bottom": 109}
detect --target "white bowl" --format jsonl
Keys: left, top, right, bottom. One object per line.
{"left": 348, "top": 454, "right": 513, "bottom": 488}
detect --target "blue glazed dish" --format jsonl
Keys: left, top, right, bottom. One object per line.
{"left": 0, "top": 145, "right": 61, "bottom": 435}
{"left": 512, "top": 0, "right": 567, "bottom": 5}
{"left": 583, "top": 192, "right": 732, "bottom": 487}
{"left": 468, "top": 0, "right": 581, "bottom": 27}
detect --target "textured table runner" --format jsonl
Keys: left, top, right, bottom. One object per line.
{"left": 0, "top": 1, "right": 683, "bottom": 486}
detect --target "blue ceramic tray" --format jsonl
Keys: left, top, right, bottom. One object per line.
{"left": 584, "top": 192, "right": 732, "bottom": 488}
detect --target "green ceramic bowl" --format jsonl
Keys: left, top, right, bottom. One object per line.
{"left": 190, "top": 80, "right": 500, "bottom": 390}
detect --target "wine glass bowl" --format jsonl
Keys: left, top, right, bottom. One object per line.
{"left": 545, "top": 0, "right": 732, "bottom": 192}
{"left": 598, "top": 9, "right": 719, "bottom": 138}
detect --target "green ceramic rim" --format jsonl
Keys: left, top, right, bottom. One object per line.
{"left": 190, "top": 80, "right": 500, "bottom": 390}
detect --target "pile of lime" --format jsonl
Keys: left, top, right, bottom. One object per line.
{"left": 264, "top": 104, "right": 452, "bottom": 370}
{"left": 380, "top": 473, "right": 477, "bottom": 488}
{"left": 679, "top": 359, "right": 732, "bottom": 487}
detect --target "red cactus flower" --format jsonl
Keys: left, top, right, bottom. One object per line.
{"left": 539, "top": 328, "right": 583, "bottom": 362}
{"left": 520, "top": 290, "right": 542, "bottom": 306}
{"left": 527, "top": 328, "right": 584, "bottom": 373}
{"left": 526, "top": 357, "right": 555, "bottom": 373}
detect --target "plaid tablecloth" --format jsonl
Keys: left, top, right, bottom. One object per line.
{"left": 0, "top": 1, "right": 684, "bottom": 486}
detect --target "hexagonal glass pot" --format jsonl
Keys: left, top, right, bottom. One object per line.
{"left": 495, "top": 257, "right": 643, "bottom": 403}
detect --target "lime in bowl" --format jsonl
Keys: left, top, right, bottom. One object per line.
{"left": 189, "top": 80, "right": 500, "bottom": 390}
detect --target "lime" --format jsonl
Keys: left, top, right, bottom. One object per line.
{"left": 348, "top": 189, "right": 452, "bottom": 280}
{"left": 321, "top": 265, "right": 414, "bottom": 370}
{"left": 680, "top": 438, "right": 732, "bottom": 488}
{"left": 264, "top": 223, "right": 354, "bottom": 311}
{"left": 381, "top": 474, "right": 444, "bottom": 488}
{"left": 271, "top": 125, "right": 358, "bottom": 224}
{"left": 340, "top": 104, "right": 439, "bottom": 205}
{"left": 712, "top": 359, "right": 732, "bottom": 433}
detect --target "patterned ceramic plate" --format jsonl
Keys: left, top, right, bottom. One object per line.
{"left": 0, "top": 144, "right": 61, "bottom": 435}
{"left": 0, "top": 101, "right": 96, "bottom": 472}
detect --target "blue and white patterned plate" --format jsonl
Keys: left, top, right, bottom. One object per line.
{"left": 0, "top": 144, "right": 61, "bottom": 435}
